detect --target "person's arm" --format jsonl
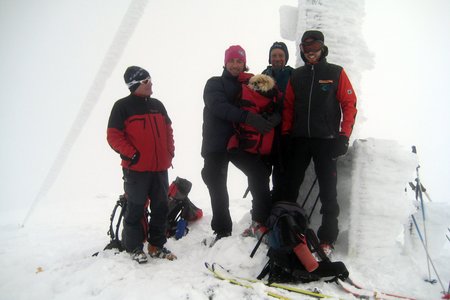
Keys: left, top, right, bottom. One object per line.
{"left": 203, "top": 77, "right": 248, "bottom": 123}
{"left": 336, "top": 69, "right": 357, "bottom": 138}
{"left": 106, "top": 102, "right": 137, "bottom": 159}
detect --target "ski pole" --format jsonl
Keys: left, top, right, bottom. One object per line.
{"left": 412, "top": 146, "right": 434, "bottom": 283}
{"left": 408, "top": 181, "right": 433, "bottom": 202}
{"left": 243, "top": 186, "right": 250, "bottom": 198}
{"left": 411, "top": 215, "right": 446, "bottom": 292}
{"left": 308, "top": 193, "right": 320, "bottom": 222}
{"left": 301, "top": 176, "right": 318, "bottom": 208}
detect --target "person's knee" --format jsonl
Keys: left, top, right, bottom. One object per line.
{"left": 125, "top": 202, "right": 146, "bottom": 224}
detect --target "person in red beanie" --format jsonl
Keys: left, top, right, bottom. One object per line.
{"left": 281, "top": 30, "right": 357, "bottom": 256}
{"left": 201, "top": 45, "right": 276, "bottom": 246}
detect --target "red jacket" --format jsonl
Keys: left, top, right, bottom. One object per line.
{"left": 107, "top": 94, "right": 174, "bottom": 171}
{"left": 228, "top": 75, "right": 278, "bottom": 155}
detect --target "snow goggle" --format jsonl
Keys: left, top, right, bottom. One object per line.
{"left": 126, "top": 76, "right": 151, "bottom": 88}
{"left": 300, "top": 40, "right": 323, "bottom": 53}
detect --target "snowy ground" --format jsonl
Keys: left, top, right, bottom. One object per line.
{"left": 1, "top": 138, "right": 448, "bottom": 300}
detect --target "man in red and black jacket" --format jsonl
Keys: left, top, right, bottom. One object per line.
{"left": 281, "top": 30, "right": 357, "bottom": 255}
{"left": 107, "top": 66, "right": 176, "bottom": 263}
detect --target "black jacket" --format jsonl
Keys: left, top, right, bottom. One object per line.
{"left": 282, "top": 57, "right": 357, "bottom": 138}
{"left": 201, "top": 69, "right": 249, "bottom": 157}
{"left": 262, "top": 65, "right": 294, "bottom": 94}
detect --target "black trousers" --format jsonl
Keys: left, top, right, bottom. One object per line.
{"left": 121, "top": 169, "right": 169, "bottom": 252}
{"left": 284, "top": 137, "right": 339, "bottom": 244}
{"left": 201, "top": 153, "right": 232, "bottom": 234}
{"left": 269, "top": 135, "right": 287, "bottom": 203}
{"left": 202, "top": 151, "right": 272, "bottom": 234}
{"left": 229, "top": 151, "right": 272, "bottom": 224}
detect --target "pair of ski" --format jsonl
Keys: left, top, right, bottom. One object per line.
{"left": 205, "top": 262, "right": 416, "bottom": 300}
{"left": 205, "top": 262, "right": 333, "bottom": 299}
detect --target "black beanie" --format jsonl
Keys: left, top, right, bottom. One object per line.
{"left": 301, "top": 30, "right": 325, "bottom": 44}
{"left": 268, "top": 41, "right": 289, "bottom": 64}
{"left": 123, "top": 66, "right": 150, "bottom": 92}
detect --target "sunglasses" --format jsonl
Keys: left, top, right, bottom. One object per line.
{"left": 300, "top": 40, "right": 323, "bottom": 53}
{"left": 126, "top": 76, "right": 151, "bottom": 88}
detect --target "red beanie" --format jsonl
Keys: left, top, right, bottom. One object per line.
{"left": 224, "top": 45, "right": 246, "bottom": 65}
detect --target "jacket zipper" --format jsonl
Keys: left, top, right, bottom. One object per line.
{"left": 307, "top": 65, "right": 315, "bottom": 137}
{"left": 145, "top": 97, "right": 160, "bottom": 169}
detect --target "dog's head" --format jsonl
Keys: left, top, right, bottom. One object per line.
{"left": 248, "top": 74, "right": 275, "bottom": 92}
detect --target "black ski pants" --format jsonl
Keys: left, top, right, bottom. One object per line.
{"left": 229, "top": 150, "right": 272, "bottom": 225}
{"left": 201, "top": 152, "right": 232, "bottom": 234}
{"left": 201, "top": 151, "right": 272, "bottom": 234}
{"left": 284, "top": 137, "right": 340, "bottom": 244}
{"left": 269, "top": 132, "right": 288, "bottom": 203}
{"left": 121, "top": 169, "right": 169, "bottom": 252}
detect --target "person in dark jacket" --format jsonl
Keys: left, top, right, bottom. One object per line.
{"left": 281, "top": 31, "right": 357, "bottom": 255}
{"left": 107, "top": 66, "right": 176, "bottom": 263}
{"left": 201, "top": 45, "right": 275, "bottom": 246}
{"left": 262, "top": 42, "right": 294, "bottom": 203}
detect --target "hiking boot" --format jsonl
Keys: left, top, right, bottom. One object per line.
{"left": 130, "top": 248, "right": 148, "bottom": 264}
{"left": 319, "top": 243, "right": 334, "bottom": 257}
{"left": 148, "top": 245, "right": 177, "bottom": 260}
{"left": 202, "top": 231, "right": 231, "bottom": 248}
{"left": 242, "top": 221, "right": 268, "bottom": 241}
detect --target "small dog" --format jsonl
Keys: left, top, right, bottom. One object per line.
{"left": 248, "top": 74, "right": 276, "bottom": 92}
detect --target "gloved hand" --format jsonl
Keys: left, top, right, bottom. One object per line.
{"left": 267, "top": 112, "right": 281, "bottom": 127}
{"left": 120, "top": 151, "right": 140, "bottom": 166}
{"left": 245, "top": 112, "right": 273, "bottom": 134}
{"left": 129, "top": 152, "right": 140, "bottom": 166}
{"left": 332, "top": 135, "right": 349, "bottom": 158}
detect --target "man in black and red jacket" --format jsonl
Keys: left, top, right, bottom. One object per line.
{"left": 107, "top": 66, "right": 176, "bottom": 263}
{"left": 281, "top": 31, "right": 357, "bottom": 255}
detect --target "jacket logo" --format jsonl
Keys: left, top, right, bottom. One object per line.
{"left": 319, "top": 80, "right": 333, "bottom": 83}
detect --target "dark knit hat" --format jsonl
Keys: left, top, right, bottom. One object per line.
{"left": 123, "top": 66, "right": 150, "bottom": 92}
{"left": 301, "top": 30, "right": 325, "bottom": 44}
{"left": 268, "top": 41, "right": 289, "bottom": 64}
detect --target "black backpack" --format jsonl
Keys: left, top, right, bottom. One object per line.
{"left": 251, "top": 201, "right": 349, "bottom": 283}
{"left": 166, "top": 177, "right": 203, "bottom": 239}
{"left": 102, "top": 177, "right": 202, "bottom": 252}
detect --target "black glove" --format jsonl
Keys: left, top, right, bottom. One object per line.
{"left": 267, "top": 112, "right": 281, "bottom": 127}
{"left": 332, "top": 135, "right": 349, "bottom": 158}
{"left": 130, "top": 152, "right": 140, "bottom": 166}
{"left": 245, "top": 112, "right": 273, "bottom": 134}
{"left": 121, "top": 151, "right": 140, "bottom": 166}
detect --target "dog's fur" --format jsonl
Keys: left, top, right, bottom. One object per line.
{"left": 248, "top": 74, "right": 275, "bottom": 92}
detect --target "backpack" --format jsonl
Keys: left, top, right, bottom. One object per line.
{"left": 166, "top": 177, "right": 203, "bottom": 239}
{"left": 102, "top": 177, "right": 202, "bottom": 252}
{"left": 250, "top": 201, "right": 349, "bottom": 284}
